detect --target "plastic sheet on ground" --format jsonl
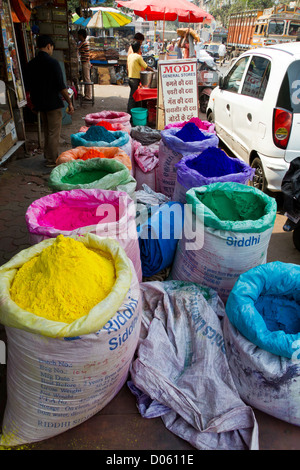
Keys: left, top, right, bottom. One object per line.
{"left": 129, "top": 280, "right": 259, "bottom": 450}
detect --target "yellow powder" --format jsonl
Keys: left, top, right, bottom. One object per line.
{"left": 10, "top": 235, "right": 116, "bottom": 323}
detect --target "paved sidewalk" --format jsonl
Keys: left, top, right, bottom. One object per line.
{"left": 0, "top": 85, "right": 300, "bottom": 450}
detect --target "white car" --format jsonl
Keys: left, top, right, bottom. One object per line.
{"left": 206, "top": 42, "right": 300, "bottom": 192}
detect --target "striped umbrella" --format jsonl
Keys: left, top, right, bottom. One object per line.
{"left": 74, "top": 7, "right": 132, "bottom": 29}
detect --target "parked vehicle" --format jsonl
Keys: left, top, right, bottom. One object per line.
{"left": 281, "top": 156, "right": 300, "bottom": 251}
{"left": 142, "top": 52, "right": 157, "bottom": 68}
{"left": 203, "top": 42, "right": 220, "bottom": 60}
{"left": 206, "top": 42, "right": 300, "bottom": 192}
{"left": 227, "top": 3, "right": 300, "bottom": 55}
{"left": 197, "top": 55, "right": 219, "bottom": 113}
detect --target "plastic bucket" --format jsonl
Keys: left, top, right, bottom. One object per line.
{"left": 131, "top": 108, "right": 148, "bottom": 126}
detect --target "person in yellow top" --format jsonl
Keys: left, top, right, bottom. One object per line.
{"left": 127, "top": 41, "right": 154, "bottom": 116}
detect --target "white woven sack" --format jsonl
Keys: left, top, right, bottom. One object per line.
{"left": 171, "top": 204, "right": 274, "bottom": 303}
{"left": 0, "top": 263, "right": 141, "bottom": 447}
{"left": 223, "top": 314, "right": 300, "bottom": 426}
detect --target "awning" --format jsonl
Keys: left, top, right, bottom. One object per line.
{"left": 11, "top": 0, "right": 31, "bottom": 23}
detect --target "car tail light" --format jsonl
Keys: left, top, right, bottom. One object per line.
{"left": 273, "top": 108, "right": 293, "bottom": 149}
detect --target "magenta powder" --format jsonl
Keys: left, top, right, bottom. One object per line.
{"left": 38, "top": 203, "right": 120, "bottom": 230}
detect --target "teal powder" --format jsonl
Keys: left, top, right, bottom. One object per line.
{"left": 255, "top": 295, "right": 300, "bottom": 334}
{"left": 197, "top": 189, "right": 267, "bottom": 221}
{"left": 83, "top": 125, "right": 116, "bottom": 143}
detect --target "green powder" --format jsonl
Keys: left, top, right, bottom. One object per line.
{"left": 62, "top": 169, "right": 110, "bottom": 185}
{"left": 198, "top": 189, "right": 266, "bottom": 221}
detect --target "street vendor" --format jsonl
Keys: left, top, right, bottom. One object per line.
{"left": 127, "top": 40, "right": 155, "bottom": 117}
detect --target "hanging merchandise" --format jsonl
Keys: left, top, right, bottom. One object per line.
{"left": 171, "top": 182, "right": 277, "bottom": 303}
{"left": 0, "top": 234, "right": 141, "bottom": 447}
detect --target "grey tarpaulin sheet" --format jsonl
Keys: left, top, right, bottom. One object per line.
{"left": 128, "top": 280, "right": 259, "bottom": 450}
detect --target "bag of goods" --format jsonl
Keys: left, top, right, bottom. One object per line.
{"left": 85, "top": 110, "right": 131, "bottom": 129}
{"left": 129, "top": 280, "right": 258, "bottom": 450}
{"left": 171, "top": 182, "right": 277, "bottom": 303}
{"left": 137, "top": 201, "right": 184, "bottom": 278}
{"left": 173, "top": 147, "right": 255, "bottom": 203}
{"left": 164, "top": 117, "right": 215, "bottom": 134}
{"left": 25, "top": 188, "right": 142, "bottom": 282}
{"left": 130, "top": 125, "right": 161, "bottom": 146}
{"left": 56, "top": 146, "right": 132, "bottom": 172}
{"left": 0, "top": 234, "right": 141, "bottom": 447}
{"left": 224, "top": 261, "right": 300, "bottom": 425}
{"left": 48, "top": 158, "right": 137, "bottom": 201}
{"left": 79, "top": 120, "right": 131, "bottom": 134}
{"left": 71, "top": 126, "right": 132, "bottom": 160}
{"left": 133, "top": 140, "right": 160, "bottom": 192}
{"left": 158, "top": 122, "right": 219, "bottom": 197}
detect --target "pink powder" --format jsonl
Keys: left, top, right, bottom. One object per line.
{"left": 38, "top": 203, "right": 120, "bottom": 230}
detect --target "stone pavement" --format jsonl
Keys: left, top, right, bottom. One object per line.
{"left": 0, "top": 85, "right": 300, "bottom": 450}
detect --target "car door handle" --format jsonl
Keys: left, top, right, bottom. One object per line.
{"left": 247, "top": 113, "right": 252, "bottom": 122}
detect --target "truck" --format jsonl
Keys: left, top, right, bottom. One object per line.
{"left": 227, "top": 3, "right": 300, "bottom": 55}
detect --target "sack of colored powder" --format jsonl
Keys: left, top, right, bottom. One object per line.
{"left": 164, "top": 117, "right": 215, "bottom": 134}
{"left": 173, "top": 147, "right": 255, "bottom": 203}
{"left": 85, "top": 110, "right": 131, "bottom": 128}
{"left": 48, "top": 158, "right": 137, "bottom": 200}
{"left": 0, "top": 234, "right": 141, "bottom": 447}
{"left": 224, "top": 262, "right": 300, "bottom": 426}
{"left": 157, "top": 127, "right": 219, "bottom": 197}
{"left": 25, "top": 188, "right": 142, "bottom": 281}
{"left": 71, "top": 128, "right": 132, "bottom": 160}
{"left": 170, "top": 182, "right": 277, "bottom": 303}
{"left": 56, "top": 146, "right": 132, "bottom": 172}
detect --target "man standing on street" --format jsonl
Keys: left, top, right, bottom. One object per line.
{"left": 218, "top": 42, "right": 227, "bottom": 65}
{"left": 25, "top": 34, "right": 74, "bottom": 168}
{"left": 127, "top": 41, "right": 154, "bottom": 117}
{"left": 78, "top": 29, "right": 92, "bottom": 101}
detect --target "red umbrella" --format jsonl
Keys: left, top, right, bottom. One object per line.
{"left": 117, "top": 0, "right": 213, "bottom": 23}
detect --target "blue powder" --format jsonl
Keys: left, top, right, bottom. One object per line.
{"left": 255, "top": 294, "right": 300, "bottom": 334}
{"left": 176, "top": 122, "right": 210, "bottom": 142}
{"left": 186, "top": 147, "right": 245, "bottom": 177}
{"left": 83, "top": 125, "right": 116, "bottom": 143}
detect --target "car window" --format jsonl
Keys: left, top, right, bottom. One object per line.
{"left": 241, "top": 56, "right": 271, "bottom": 99}
{"left": 223, "top": 56, "right": 250, "bottom": 93}
{"left": 268, "top": 20, "right": 284, "bottom": 35}
{"left": 277, "top": 60, "right": 300, "bottom": 113}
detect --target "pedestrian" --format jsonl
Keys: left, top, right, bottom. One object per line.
{"left": 127, "top": 41, "right": 155, "bottom": 117}
{"left": 218, "top": 42, "right": 226, "bottom": 65}
{"left": 24, "top": 34, "right": 74, "bottom": 168}
{"left": 77, "top": 29, "right": 92, "bottom": 101}
{"left": 127, "top": 32, "right": 145, "bottom": 57}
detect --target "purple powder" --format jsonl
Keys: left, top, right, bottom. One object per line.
{"left": 176, "top": 122, "right": 209, "bottom": 142}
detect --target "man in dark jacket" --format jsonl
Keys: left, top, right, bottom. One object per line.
{"left": 25, "top": 35, "right": 74, "bottom": 167}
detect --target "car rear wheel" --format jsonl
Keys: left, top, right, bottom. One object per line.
{"left": 250, "top": 157, "right": 267, "bottom": 192}
{"left": 199, "top": 94, "right": 209, "bottom": 114}
{"left": 207, "top": 110, "right": 215, "bottom": 123}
